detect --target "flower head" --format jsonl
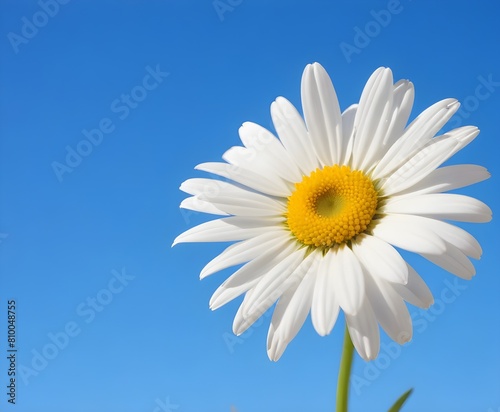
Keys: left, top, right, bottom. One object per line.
{"left": 173, "top": 63, "right": 492, "bottom": 361}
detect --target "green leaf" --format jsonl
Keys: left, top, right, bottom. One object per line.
{"left": 388, "top": 388, "right": 413, "bottom": 412}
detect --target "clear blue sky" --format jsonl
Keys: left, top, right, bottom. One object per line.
{"left": 1, "top": 1, "right": 499, "bottom": 411}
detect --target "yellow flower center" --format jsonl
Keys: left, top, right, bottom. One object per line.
{"left": 286, "top": 165, "right": 378, "bottom": 247}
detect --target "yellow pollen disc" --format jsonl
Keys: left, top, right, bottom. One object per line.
{"left": 286, "top": 165, "right": 378, "bottom": 247}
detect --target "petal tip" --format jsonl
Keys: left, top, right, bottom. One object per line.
{"left": 447, "top": 99, "right": 460, "bottom": 110}
{"left": 397, "top": 331, "right": 412, "bottom": 344}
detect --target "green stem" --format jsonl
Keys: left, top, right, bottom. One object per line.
{"left": 336, "top": 324, "right": 355, "bottom": 412}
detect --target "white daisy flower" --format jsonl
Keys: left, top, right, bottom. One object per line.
{"left": 173, "top": 63, "right": 492, "bottom": 361}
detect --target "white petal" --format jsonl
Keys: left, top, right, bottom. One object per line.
{"left": 380, "top": 126, "right": 480, "bottom": 196}
{"left": 209, "top": 240, "right": 297, "bottom": 310}
{"left": 340, "top": 104, "right": 357, "bottom": 165}
{"left": 181, "top": 178, "right": 286, "bottom": 217}
{"left": 301, "top": 63, "right": 343, "bottom": 166}
{"left": 271, "top": 96, "right": 319, "bottom": 174}
{"left": 210, "top": 278, "right": 260, "bottom": 313}
{"left": 371, "top": 214, "right": 446, "bottom": 254}
{"left": 448, "top": 125, "right": 480, "bottom": 156}
{"left": 311, "top": 251, "right": 340, "bottom": 336}
{"left": 243, "top": 247, "right": 307, "bottom": 317}
{"left": 232, "top": 289, "right": 265, "bottom": 336}
{"left": 394, "top": 164, "right": 490, "bottom": 197}
{"left": 238, "top": 122, "right": 303, "bottom": 183}
{"left": 424, "top": 218, "right": 482, "bottom": 259}
{"left": 373, "top": 214, "right": 484, "bottom": 262}
{"left": 172, "top": 216, "right": 281, "bottom": 246}
{"left": 372, "top": 98, "right": 460, "bottom": 180}
{"left": 179, "top": 196, "right": 229, "bottom": 216}
{"left": 234, "top": 249, "right": 315, "bottom": 335}
{"left": 352, "top": 234, "right": 408, "bottom": 284}
{"left": 179, "top": 177, "right": 216, "bottom": 196}
{"left": 421, "top": 242, "right": 476, "bottom": 280}
{"left": 365, "top": 274, "right": 412, "bottom": 344}
{"left": 195, "top": 162, "right": 291, "bottom": 197}
{"left": 222, "top": 146, "right": 294, "bottom": 192}
{"left": 380, "top": 137, "right": 458, "bottom": 196}
{"left": 352, "top": 67, "right": 394, "bottom": 171}
{"left": 382, "top": 194, "right": 492, "bottom": 223}
{"left": 391, "top": 264, "right": 434, "bottom": 308}
{"left": 331, "top": 245, "right": 365, "bottom": 315}
{"left": 267, "top": 252, "right": 320, "bottom": 361}
{"left": 345, "top": 299, "right": 380, "bottom": 361}
{"left": 383, "top": 80, "right": 415, "bottom": 147}
{"left": 203, "top": 192, "right": 285, "bottom": 217}
{"left": 200, "top": 230, "right": 289, "bottom": 279}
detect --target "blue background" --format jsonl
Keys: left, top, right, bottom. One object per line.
{"left": 1, "top": 1, "right": 499, "bottom": 411}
